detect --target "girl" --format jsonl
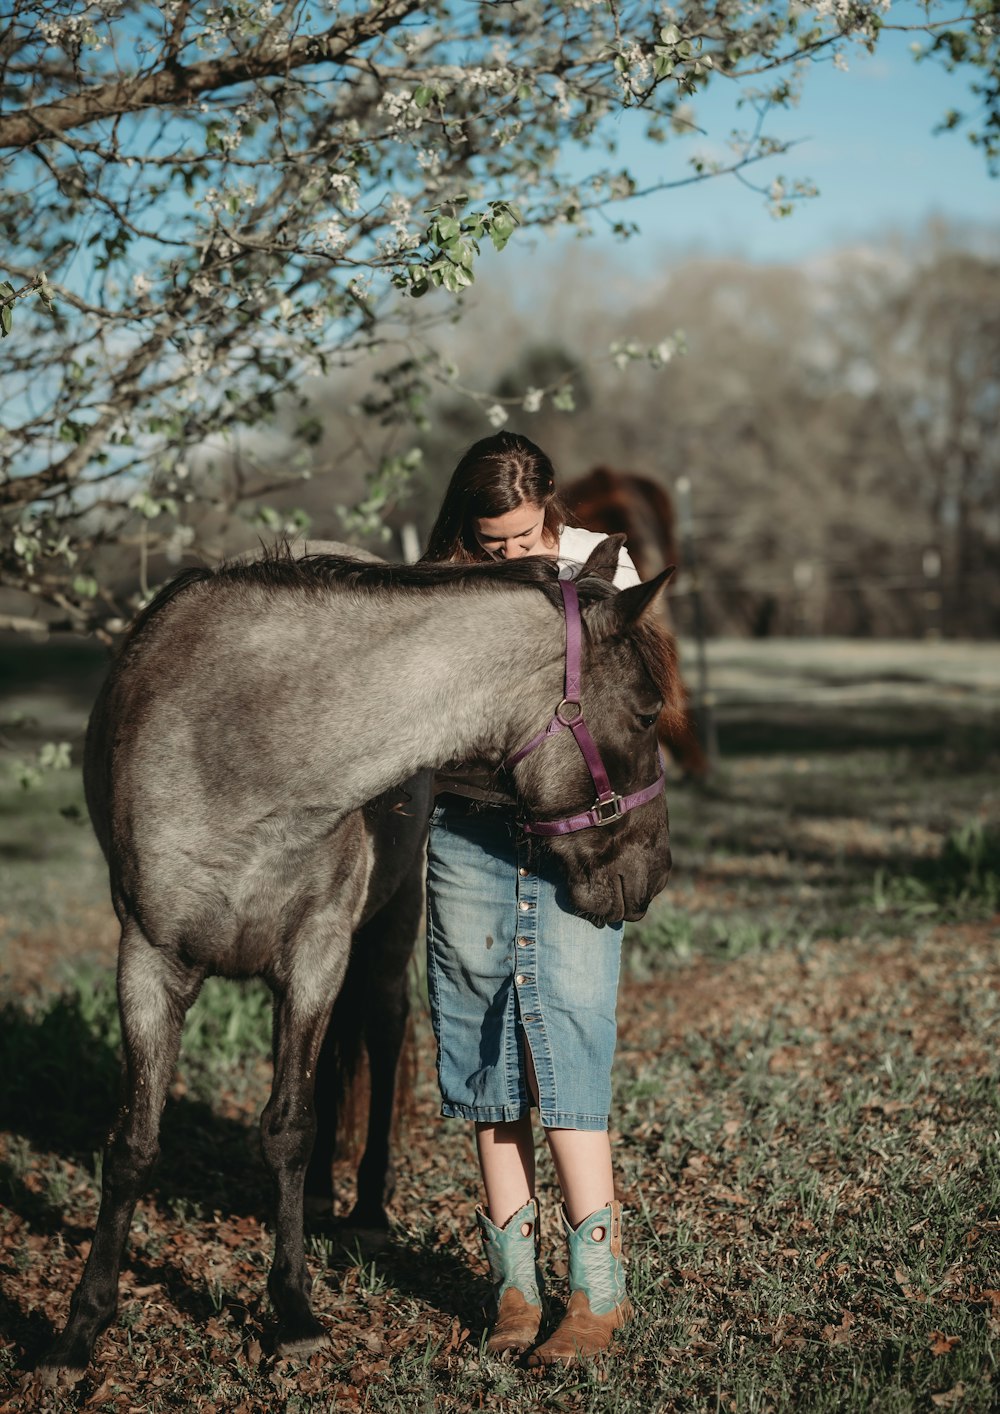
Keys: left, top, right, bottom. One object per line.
{"left": 422, "top": 431, "right": 640, "bottom": 1365}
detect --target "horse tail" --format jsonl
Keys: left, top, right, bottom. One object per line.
{"left": 322, "top": 942, "right": 371, "bottom": 1162}
{"left": 320, "top": 898, "right": 418, "bottom": 1167}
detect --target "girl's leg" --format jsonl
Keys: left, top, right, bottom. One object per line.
{"left": 544, "top": 1128, "right": 615, "bottom": 1228}
{"left": 474, "top": 1117, "right": 543, "bottom": 1354}
{"left": 476, "top": 1116, "right": 536, "bottom": 1228}
{"left": 529, "top": 1125, "right": 630, "bottom": 1366}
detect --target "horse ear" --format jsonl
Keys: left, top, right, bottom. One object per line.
{"left": 579, "top": 533, "right": 626, "bottom": 583}
{"left": 583, "top": 566, "right": 676, "bottom": 638}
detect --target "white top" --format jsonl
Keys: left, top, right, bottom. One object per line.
{"left": 557, "top": 524, "right": 641, "bottom": 590}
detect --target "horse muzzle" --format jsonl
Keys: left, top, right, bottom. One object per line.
{"left": 568, "top": 843, "right": 672, "bottom": 926}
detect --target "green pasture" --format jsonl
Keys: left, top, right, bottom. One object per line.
{"left": 0, "top": 638, "right": 997, "bottom": 1411}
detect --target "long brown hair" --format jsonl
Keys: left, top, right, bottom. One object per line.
{"left": 422, "top": 431, "right": 570, "bottom": 563}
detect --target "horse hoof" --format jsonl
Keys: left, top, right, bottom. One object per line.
{"left": 35, "top": 1362, "right": 88, "bottom": 1390}
{"left": 275, "top": 1326, "right": 330, "bottom": 1359}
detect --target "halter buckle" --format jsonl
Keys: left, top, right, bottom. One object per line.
{"left": 594, "top": 794, "right": 623, "bottom": 825}
{"left": 555, "top": 698, "right": 583, "bottom": 725}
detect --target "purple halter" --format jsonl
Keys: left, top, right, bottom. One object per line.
{"left": 505, "top": 578, "right": 666, "bottom": 836}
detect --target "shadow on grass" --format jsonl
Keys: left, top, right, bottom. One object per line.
{"left": 307, "top": 1219, "right": 489, "bottom": 1341}
{"left": 0, "top": 990, "right": 473, "bottom": 1376}
{"left": 0, "top": 993, "right": 269, "bottom": 1224}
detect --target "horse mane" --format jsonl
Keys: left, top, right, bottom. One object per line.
{"left": 122, "top": 565, "right": 215, "bottom": 646}
{"left": 213, "top": 541, "right": 588, "bottom": 608}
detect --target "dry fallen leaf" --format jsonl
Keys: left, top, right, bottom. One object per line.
{"left": 928, "top": 1331, "right": 961, "bottom": 1356}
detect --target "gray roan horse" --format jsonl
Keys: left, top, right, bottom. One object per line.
{"left": 41, "top": 535, "right": 676, "bottom": 1382}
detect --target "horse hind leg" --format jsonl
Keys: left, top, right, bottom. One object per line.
{"left": 349, "top": 870, "right": 423, "bottom": 1233}
{"left": 41, "top": 918, "right": 202, "bottom": 1384}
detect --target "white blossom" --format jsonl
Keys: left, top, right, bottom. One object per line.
{"left": 320, "top": 219, "right": 348, "bottom": 253}
{"left": 522, "top": 387, "right": 543, "bottom": 413}
{"left": 328, "top": 172, "right": 360, "bottom": 212}
{"left": 377, "top": 88, "right": 423, "bottom": 134}
{"left": 622, "top": 42, "right": 651, "bottom": 83}
{"left": 131, "top": 272, "right": 152, "bottom": 297}
{"left": 485, "top": 403, "right": 508, "bottom": 428}
{"left": 417, "top": 148, "right": 443, "bottom": 176}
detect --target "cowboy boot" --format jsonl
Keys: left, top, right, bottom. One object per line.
{"left": 528, "top": 1200, "right": 632, "bottom": 1365}
{"left": 475, "top": 1198, "right": 544, "bottom": 1356}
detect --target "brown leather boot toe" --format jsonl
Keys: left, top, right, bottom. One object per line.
{"left": 486, "top": 1286, "right": 543, "bottom": 1356}
{"left": 527, "top": 1288, "right": 632, "bottom": 1365}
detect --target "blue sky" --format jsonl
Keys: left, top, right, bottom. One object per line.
{"left": 566, "top": 7, "right": 997, "bottom": 265}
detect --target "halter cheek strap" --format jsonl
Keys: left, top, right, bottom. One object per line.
{"left": 504, "top": 578, "right": 666, "bottom": 836}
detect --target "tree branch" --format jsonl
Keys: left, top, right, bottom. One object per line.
{"left": 0, "top": 0, "right": 421, "bottom": 150}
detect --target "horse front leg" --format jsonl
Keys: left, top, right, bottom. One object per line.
{"left": 41, "top": 920, "right": 200, "bottom": 1384}
{"left": 262, "top": 934, "right": 351, "bottom": 1356}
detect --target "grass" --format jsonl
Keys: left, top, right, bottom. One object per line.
{"left": 0, "top": 707, "right": 998, "bottom": 1409}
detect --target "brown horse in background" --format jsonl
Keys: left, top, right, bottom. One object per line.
{"left": 563, "top": 467, "right": 708, "bottom": 778}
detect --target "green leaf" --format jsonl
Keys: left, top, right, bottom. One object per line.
{"left": 0, "top": 304, "right": 11, "bottom": 337}
{"left": 440, "top": 265, "right": 472, "bottom": 293}
{"left": 489, "top": 214, "right": 516, "bottom": 251}
{"left": 414, "top": 84, "right": 434, "bottom": 108}
{"left": 552, "top": 385, "right": 575, "bottom": 412}
{"left": 431, "top": 216, "right": 461, "bottom": 244}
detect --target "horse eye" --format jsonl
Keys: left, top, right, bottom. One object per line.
{"left": 638, "top": 711, "right": 659, "bottom": 729}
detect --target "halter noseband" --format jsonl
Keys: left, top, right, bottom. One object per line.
{"left": 504, "top": 577, "right": 666, "bottom": 836}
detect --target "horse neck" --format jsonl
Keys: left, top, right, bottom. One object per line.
{"left": 302, "top": 583, "right": 563, "bottom": 800}
{"left": 403, "top": 586, "right": 562, "bottom": 757}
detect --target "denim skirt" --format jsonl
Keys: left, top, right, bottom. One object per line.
{"left": 425, "top": 802, "right": 623, "bottom": 1131}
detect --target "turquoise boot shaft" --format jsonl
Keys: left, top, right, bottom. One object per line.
{"left": 475, "top": 1198, "right": 543, "bottom": 1354}
{"left": 562, "top": 1200, "right": 628, "bottom": 1317}
{"left": 528, "top": 1200, "right": 632, "bottom": 1365}
{"left": 476, "top": 1198, "right": 542, "bottom": 1304}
